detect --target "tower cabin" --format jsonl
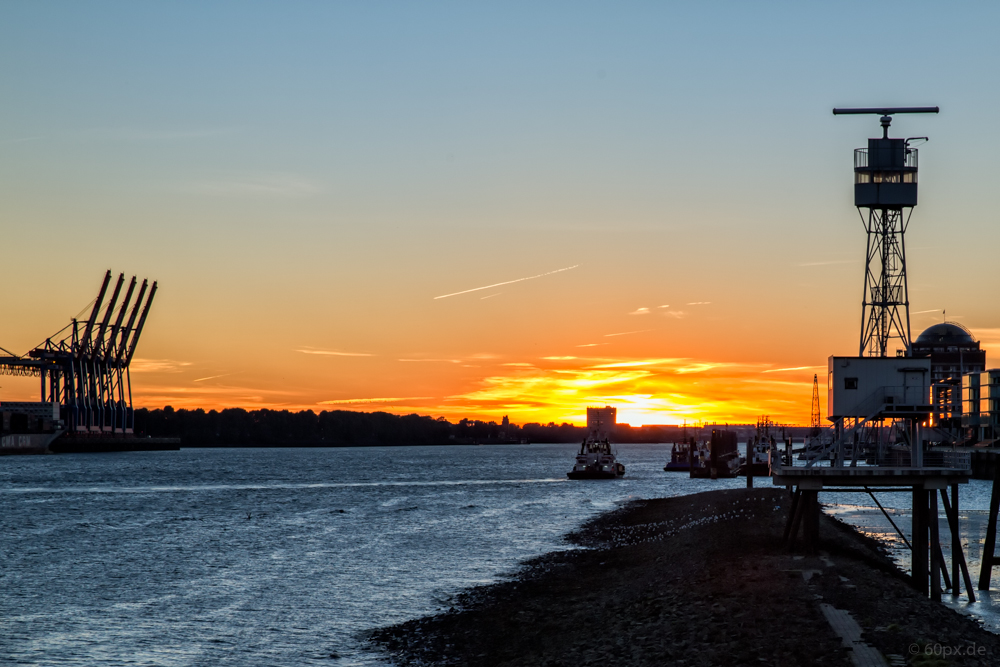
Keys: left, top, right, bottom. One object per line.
{"left": 853, "top": 133, "right": 919, "bottom": 208}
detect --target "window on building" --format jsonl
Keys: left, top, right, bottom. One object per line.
{"left": 845, "top": 378, "right": 858, "bottom": 390}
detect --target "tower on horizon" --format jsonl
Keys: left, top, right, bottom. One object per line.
{"left": 834, "top": 106, "right": 938, "bottom": 357}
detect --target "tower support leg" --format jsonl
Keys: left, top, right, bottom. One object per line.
{"left": 978, "top": 471, "right": 1000, "bottom": 590}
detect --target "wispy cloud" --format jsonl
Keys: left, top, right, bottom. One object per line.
{"left": 796, "top": 259, "right": 858, "bottom": 267}
{"left": 193, "top": 372, "right": 239, "bottom": 382}
{"left": 296, "top": 347, "right": 374, "bottom": 357}
{"left": 687, "top": 301, "right": 711, "bottom": 306}
{"left": 542, "top": 356, "right": 577, "bottom": 360}
{"left": 0, "top": 136, "right": 41, "bottom": 145}
{"left": 576, "top": 343, "right": 606, "bottom": 348}
{"left": 604, "top": 329, "right": 650, "bottom": 337}
{"left": 912, "top": 309, "right": 942, "bottom": 315}
{"left": 398, "top": 358, "right": 461, "bottom": 363}
{"left": 130, "top": 358, "right": 192, "bottom": 373}
{"left": 87, "top": 127, "right": 239, "bottom": 142}
{"left": 433, "top": 265, "right": 580, "bottom": 300}
{"left": 480, "top": 293, "right": 502, "bottom": 300}
{"left": 663, "top": 310, "right": 687, "bottom": 319}
{"left": 629, "top": 307, "right": 650, "bottom": 316}
{"left": 191, "top": 173, "right": 321, "bottom": 197}
{"left": 319, "top": 397, "right": 433, "bottom": 405}
{"left": 762, "top": 366, "right": 823, "bottom": 373}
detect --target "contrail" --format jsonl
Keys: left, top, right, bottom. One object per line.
{"left": 434, "top": 265, "right": 580, "bottom": 300}
{"left": 193, "top": 373, "right": 238, "bottom": 382}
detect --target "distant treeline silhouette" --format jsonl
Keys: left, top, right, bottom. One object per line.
{"left": 132, "top": 407, "right": 694, "bottom": 446}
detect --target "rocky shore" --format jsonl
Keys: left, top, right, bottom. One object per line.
{"left": 368, "top": 488, "right": 1000, "bottom": 666}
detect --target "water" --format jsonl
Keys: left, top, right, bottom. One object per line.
{"left": 822, "top": 481, "right": 1000, "bottom": 633}
{"left": 1, "top": 443, "right": 749, "bottom": 666}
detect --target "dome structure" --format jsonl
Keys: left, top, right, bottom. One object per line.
{"left": 914, "top": 322, "right": 977, "bottom": 347}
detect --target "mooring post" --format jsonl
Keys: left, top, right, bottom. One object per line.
{"left": 912, "top": 486, "right": 928, "bottom": 595}
{"left": 803, "top": 490, "right": 820, "bottom": 554}
{"left": 930, "top": 489, "right": 941, "bottom": 602}
{"left": 940, "top": 486, "right": 975, "bottom": 602}
{"left": 783, "top": 487, "right": 802, "bottom": 545}
{"left": 978, "top": 466, "right": 1000, "bottom": 590}
{"left": 949, "top": 484, "right": 960, "bottom": 596}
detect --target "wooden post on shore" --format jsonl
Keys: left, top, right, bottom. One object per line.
{"left": 784, "top": 487, "right": 802, "bottom": 545}
{"left": 930, "top": 489, "right": 941, "bottom": 602}
{"left": 978, "top": 466, "right": 1000, "bottom": 590}
{"left": 912, "top": 486, "right": 928, "bottom": 595}
{"left": 940, "top": 485, "right": 975, "bottom": 602}
{"left": 803, "top": 490, "right": 820, "bottom": 554}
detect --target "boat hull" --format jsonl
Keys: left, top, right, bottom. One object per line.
{"left": 0, "top": 432, "right": 60, "bottom": 455}
{"left": 567, "top": 469, "right": 624, "bottom": 480}
{"left": 739, "top": 462, "right": 771, "bottom": 477}
{"left": 663, "top": 462, "right": 690, "bottom": 472}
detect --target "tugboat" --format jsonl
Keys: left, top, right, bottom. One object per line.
{"left": 690, "top": 429, "right": 740, "bottom": 479}
{"left": 567, "top": 434, "right": 625, "bottom": 479}
{"left": 567, "top": 405, "right": 624, "bottom": 479}
{"left": 741, "top": 416, "right": 778, "bottom": 477}
{"left": 664, "top": 438, "right": 693, "bottom": 472}
{"left": 664, "top": 422, "right": 693, "bottom": 472}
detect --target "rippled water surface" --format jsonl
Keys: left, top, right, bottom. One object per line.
{"left": 2, "top": 444, "right": 752, "bottom": 666}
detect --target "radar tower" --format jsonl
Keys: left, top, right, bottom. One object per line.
{"left": 833, "top": 106, "right": 938, "bottom": 357}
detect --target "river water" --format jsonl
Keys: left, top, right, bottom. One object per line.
{"left": 1, "top": 444, "right": 751, "bottom": 666}
{"left": 4, "top": 444, "right": 999, "bottom": 666}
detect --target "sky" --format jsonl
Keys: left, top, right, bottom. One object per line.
{"left": 2, "top": 2, "right": 1000, "bottom": 426}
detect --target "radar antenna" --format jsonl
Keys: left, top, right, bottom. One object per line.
{"left": 834, "top": 106, "right": 939, "bottom": 357}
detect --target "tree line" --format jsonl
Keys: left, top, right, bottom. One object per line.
{"left": 133, "top": 407, "right": 600, "bottom": 446}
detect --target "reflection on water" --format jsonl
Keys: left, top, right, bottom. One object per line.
{"left": 826, "top": 479, "right": 1000, "bottom": 634}
{"left": 1, "top": 443, "right": 749, "bottom": 667}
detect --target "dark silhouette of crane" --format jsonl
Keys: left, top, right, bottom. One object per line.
{"left": 0, "top": 270, "right": 158, "bottom": 435}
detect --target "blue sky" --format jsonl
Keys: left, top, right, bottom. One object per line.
{"left": 2, "top": 2, "right": 998, "bottom": 422}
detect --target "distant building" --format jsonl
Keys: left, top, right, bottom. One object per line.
{"left": 910, "top": 322, "right": 986, "bottom": 431}
{"left": 586, "top": 406, "right": 617, "bottom": 438}
{"left": 962, "top": 370, "right": 1000, "bottom": 444}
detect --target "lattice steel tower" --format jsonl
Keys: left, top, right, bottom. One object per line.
{"left": 810, "top": 374, "right": 821, "bottom": 430}
{"left": 833, "top": 107, "right": 938, "bottom": 357}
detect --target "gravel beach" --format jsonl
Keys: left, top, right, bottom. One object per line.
{"left": 369, "top": 488, "right": 1000, "bottom": 666}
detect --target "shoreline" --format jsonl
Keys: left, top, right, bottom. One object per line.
{"left": 368, "top": 488, "right": 1000, "bottom": 666}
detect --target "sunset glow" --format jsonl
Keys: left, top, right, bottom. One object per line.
{"left": 3, "top": 4, "right": 999, "bottom": 429}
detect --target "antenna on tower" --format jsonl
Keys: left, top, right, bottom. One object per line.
{"left": 810, "top": 374, "right": 821, "bottom": 434}
{"left": 833, "top": 106, "right": 939, "bottom": 357}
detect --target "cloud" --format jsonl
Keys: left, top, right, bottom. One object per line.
{"left": 604, "top": 329, "right": 650, "bottom": 337}
{"left": 0, "top": 136, "right": 41, "bottom": 145}
{"left": 762, "top": 366, "right": 824, "bottom": 373}
{"left": 629, "top": 307, "right": 650, "bottom": 316}
{"left": 796, "top": 259, "right": 858, "bottom": 267}
{"left": 542, "top": 356, "right": 578, "bottom": 360}
{"left": 191, "top": 173, "right": 321, "bottom": 197}
{"left": 319, "top": 397, "right": 433, "bottom": 405}
{"left": 297, "top": 347, "right": 374, "bottom": 357}
{"left": 433, "top": 265, "right": 580, "bottom": 300}
{"left": 657, "top": 305, "right": 670, "bottom": 309}
{"left": 911, "top": 309, "right": 942, "bottom": 315}
{"left": 663, "top": 310, "right": 687, "bottom": 319}
{"left": 129, "top": 358, "right": 192, "bottom": 373}
{"left": 193, "top": 373, "right": 239, "bottom": 382}
{"left": 87, "top": 127, "right": 239, "bottom": 142}
{"left": 502, "top": 362, "right": 535, "bottom": 367}
{"left": 480, "top": 293, "right": 502, "bottom": 300}
{"left": 687, "top": 302, "right": 711, "bottom": 306}
{"left": 398, "top": 358, "right": 461, "bottom": 363}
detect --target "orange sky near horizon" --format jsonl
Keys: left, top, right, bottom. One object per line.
{"left": 4, "top": 5, "right": 1000, "bottom": 428}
